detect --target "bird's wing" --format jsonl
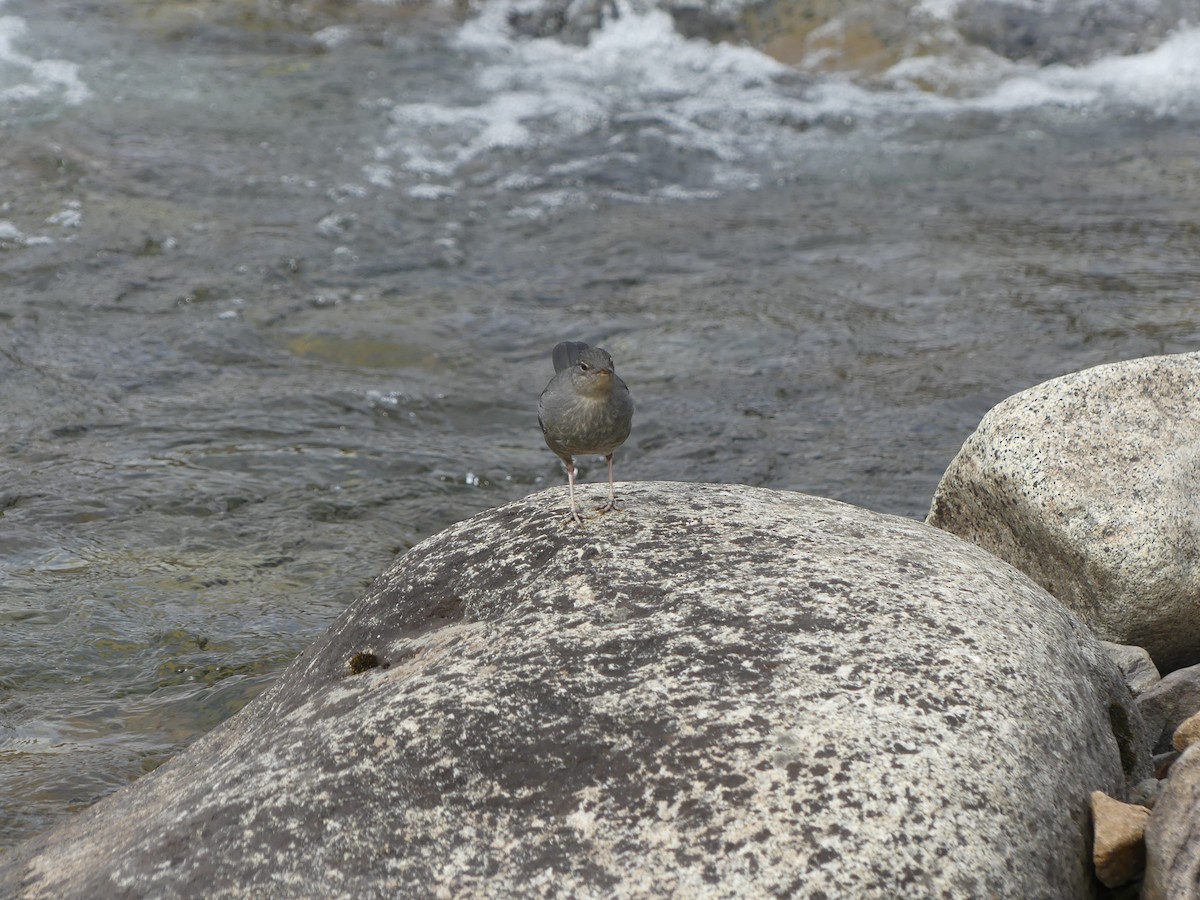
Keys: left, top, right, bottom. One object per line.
{"left": 552, "top": 341, "right": 590, "bottom": 373}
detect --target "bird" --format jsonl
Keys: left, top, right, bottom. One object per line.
{"left": 538, "top": 340, "right": 634, "bottom": 524}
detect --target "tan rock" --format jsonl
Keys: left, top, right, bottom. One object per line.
{"left": 1174, "top": 710, "right": 1200, "bottom": 751}
{"left": 1091, "top": 790, "right": 1150, "bottom": 888}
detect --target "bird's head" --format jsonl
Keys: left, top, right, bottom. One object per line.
{"left": 570, "top": 346, "right": 617, "bottom": 396}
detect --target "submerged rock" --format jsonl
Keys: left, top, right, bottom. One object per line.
{"left": 496, "top": 0, "right": 1198, "bottom": 75}
{"left": 928, "top": 351, "right": 1200, "bottom": 674}
{"left": 953, "top": 0, "right": 1199, "bottom": 65}
{"left": 0, "top": 483, "right": 1148, "bottom": 898}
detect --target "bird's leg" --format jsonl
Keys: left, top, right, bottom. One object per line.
{"left": 566, "top": 457, "right": 585, "bottom": 525}
{"left": 597, "top": 453, "right": 622, "bottom": 513}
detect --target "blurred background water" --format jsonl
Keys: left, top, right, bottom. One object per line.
{"left": 1, "top": 0, "right": 1199, "bottom": 848}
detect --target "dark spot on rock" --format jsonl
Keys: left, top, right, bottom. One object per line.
{"left": 1155, "top": 751, "right": 1180, "bottom": 778}
{"left": 812, "top": 845, "right": 840, "bottom": 866}
{"left": 1107, "top": 702, "right": 1139, "bottom": 777}
{"left": 431, "top": 597, "right": 461, "bottom": 620}
{"left": 348, "top": 652, "right": 380, "bottom": 674}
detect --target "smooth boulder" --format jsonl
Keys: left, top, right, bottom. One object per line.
{"left": 0, "top": 483, "right": 1149, "bottom": 898}
{"left": 928, "top": 351, "right": 1200, "bottom": 673}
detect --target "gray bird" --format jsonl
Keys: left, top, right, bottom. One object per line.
{"left": 538, "top": 341, "right": 634, "bottom": 524}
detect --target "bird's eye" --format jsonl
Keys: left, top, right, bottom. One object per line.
{"left": 579, "top": 363, "right": 590, "bottom": 371}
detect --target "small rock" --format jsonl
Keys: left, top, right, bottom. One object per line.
{"left": 1138, "top": 663, "right": 1200, "bottom": 753}
{"left": 1173, "top": 710, "right": 1200, "bottom": 751}
{"left": 1127, "top": 777, "right": 1163, "bottom": 809}
{"left": 1154, "top": 751, "right": 1181, "bottom": 779}
{"left": 1091, "top": 791, "right": 1150, "bottom": 888}
{"left": 1101, "top": 641, "right": 1162, "bottom": 696}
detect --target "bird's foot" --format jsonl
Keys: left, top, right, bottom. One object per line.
{"left": 595, "top": 497, "right": 624, "bottom": 514}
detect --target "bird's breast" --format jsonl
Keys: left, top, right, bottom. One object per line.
{"left": 540, "top": 384, "right": 632, "bottom": 458}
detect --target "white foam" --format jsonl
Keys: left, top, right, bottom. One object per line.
{"left": 884, "top": 24, "right": 1200, "bottom": 116}
{"left": 312, "top": 25, "right": 354, "bottom": 49}
{"left": 372, "top": 4, "right": 1200, "bottom": 207}
{"left": 409, "top": 183, "right": 456, "bottom": 199}
{"left": 0, "top": 219, "right": 52, "bottom": 247}
{"left": 45, "top": 201, "right": 82, "bottom": 228}
{"left": 376, "top": 1, "right": 802, "bottom": 203}
{"left": 0, "top": 14, "right": 89, "bottom": 109}
{"left": 1033, "top": 26, "right": 1200, "bottom": 115}
{"left": 916, "top": 0, "right": 963, "bottom": 21}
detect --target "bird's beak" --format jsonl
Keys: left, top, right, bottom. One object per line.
{"left": 599, "top": 368, "right": 613, "bottom": 377}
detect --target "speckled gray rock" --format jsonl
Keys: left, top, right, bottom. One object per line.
{"left": 928, "top": 351, "right": 1200, "bottom": 673}
{"left": 1102, "top": 642, "right": 1162, "bottom": 697}
{"left": 0, "top": 483, "right": 1150, "bottom": 899}
{"left": 1129, "top": 776, "right": 1164, "bottom": 809}
{"left": 1144, "top": 744, "right": 1200, "bottom": 900}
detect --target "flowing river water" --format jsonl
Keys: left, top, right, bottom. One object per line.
{"left": 2, "top": 0, "right": 1199, "bottom": 848}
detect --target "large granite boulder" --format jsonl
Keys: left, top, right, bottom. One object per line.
{"left": 928, "top": 351, "right": 1200, "bottom": 673}
{"left": 0, "top": 483, "right": 1149, "bottom": 898}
